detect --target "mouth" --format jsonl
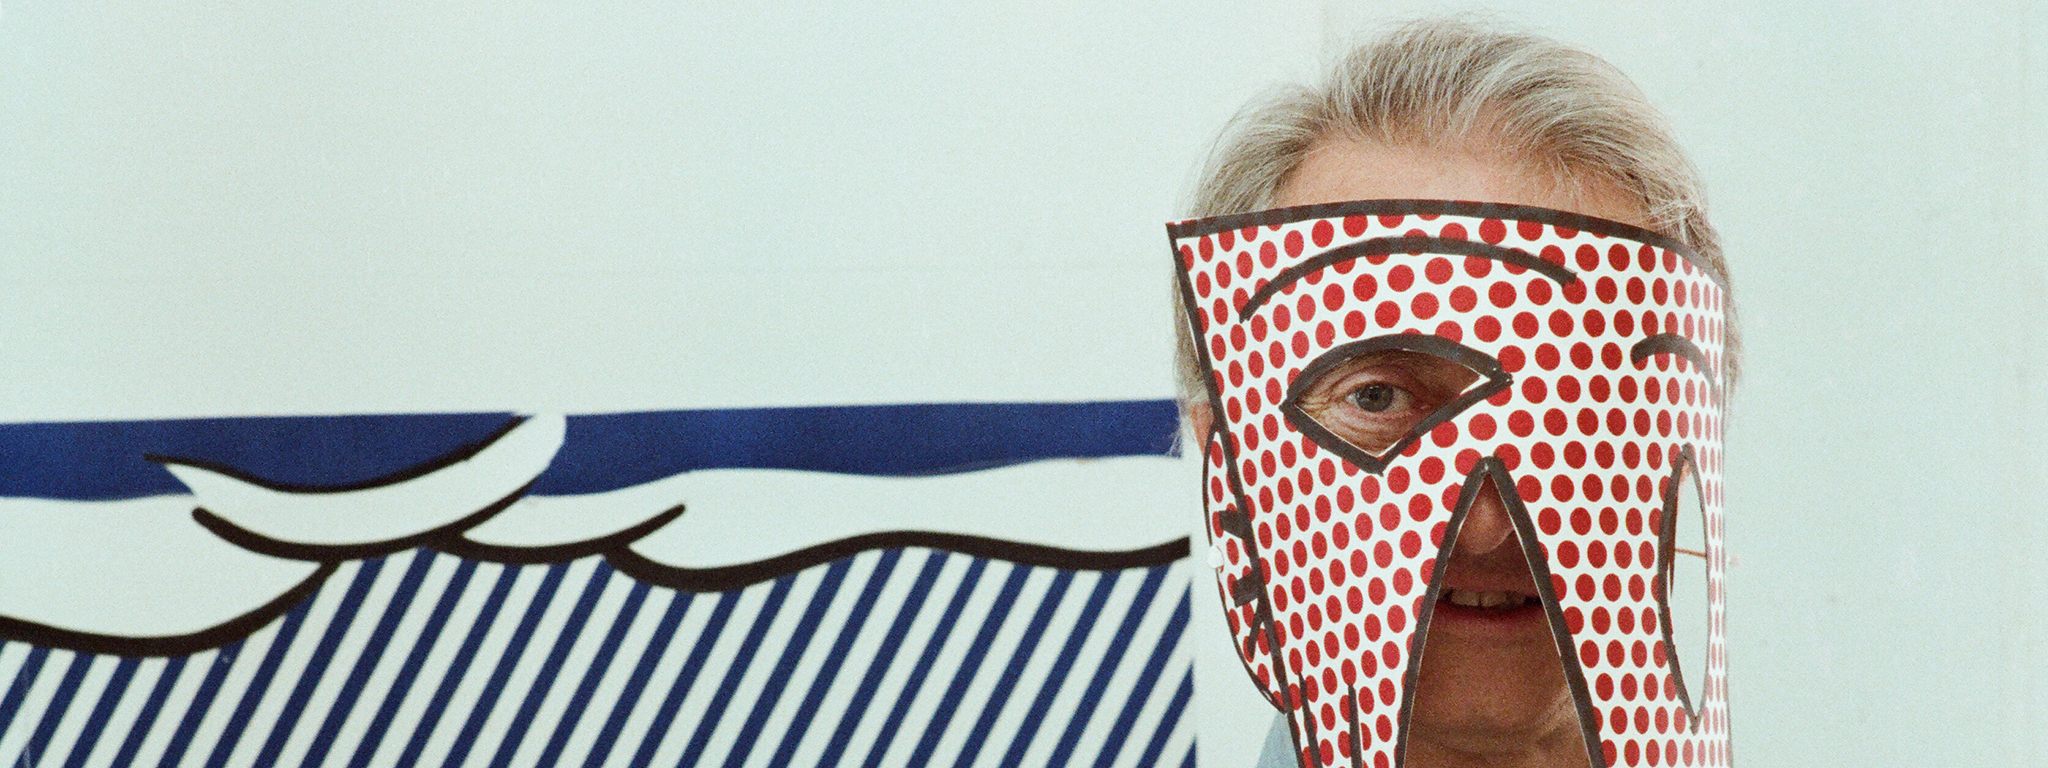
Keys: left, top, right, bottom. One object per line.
{"left": 1431, "top": 587, "right": 1548, "bottom": 635}
{"left": 1440, "top": 588, "right": 1541, "bottom": 610}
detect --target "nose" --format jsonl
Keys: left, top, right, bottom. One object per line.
{"left": 1451, "top": 479, "right": 1518, "bottom": 558}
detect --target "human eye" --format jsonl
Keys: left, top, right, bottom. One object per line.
{"left": 1283, "top": 339, "right": 1506, "bottom": 471}
{"left": 1297, "top": 363, "right": 1440, "bottom": 454}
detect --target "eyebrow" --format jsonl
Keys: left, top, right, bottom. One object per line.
{"left": 1629, "top": 333, "right": 1719, "bottom": 383}
{"left": 1236, "top": 236, "right": 1578, "bottom": 321}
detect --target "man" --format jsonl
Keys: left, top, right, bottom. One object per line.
{"left": 1174, "top": 20, "right": 1735, "bottom": 768}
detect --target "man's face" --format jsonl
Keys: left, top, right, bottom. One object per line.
{"left": 1180, "top": 140, "right": 1729, "bottom": 768}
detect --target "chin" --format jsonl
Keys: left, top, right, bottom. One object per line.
{"left": 1407, "top": 637, "right": 1581, "bottom": 753}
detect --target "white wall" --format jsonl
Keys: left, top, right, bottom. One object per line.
{"left": 3, "top": 1, "right": 2043, "bottom": 766}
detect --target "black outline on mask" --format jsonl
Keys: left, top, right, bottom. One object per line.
{"left": 1281, "top": 335, "right": 1511, "bottom": 476}
{"left": 1237, "top": 236, "right": 1576, "bottom": 321}
{"left": 1395, "top": 459, "right": 1606, "bottom": 768}
{"left": 1176, "top": 226, "right": 1303, "bottom": 757}
{"left": 1166, "top": 198, "right": 1724, "bottom": 288}
{"left": 1346, "top": 682, "right": 1367, "bottom": 768}
{"left": 1656, "top": 446, "right": 1708, "bottom": 732}
{"left": 1630, "top": 334, "right": 1722, "bottom": 403}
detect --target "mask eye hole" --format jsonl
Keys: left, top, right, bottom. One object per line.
{"left": 1282, "top": 336, "right": 1511, "bottom": 473}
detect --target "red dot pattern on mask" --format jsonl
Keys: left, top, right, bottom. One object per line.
{"left": 1184, "top": 210, "right": 1730, "bottom": 768}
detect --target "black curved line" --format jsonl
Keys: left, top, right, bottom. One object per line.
{"left": 1280, "top": 335, "right": 1512, "bottom": 476}
{"left": 603, "top": 533, "right": 1189, "bottom": 593}
{"left": 1394, "top": 459, "right": 1605, "bottom": 768}
{"left": 1630, "top": 334, "right": 1721, "bottom": 388}
{"left": 189, "top": 479, "right": 534, "bottom": 562}
{"left": 1656, "top": 446, "right": 1707, "bottom": 732}
{"left": 437, "top": 503, "right": 689, "bottom": 566}
{"left": 1240, "top": 237, "right": 1575, "bottom": 321}
{"left": 1166, "top": 198, "right": 1722, "bottom": 289}
{"left": 0, "top": 561, "right": 339, "bottom": 657}
{"left": 144, "top": 416, "right": 527, "bottom": 494}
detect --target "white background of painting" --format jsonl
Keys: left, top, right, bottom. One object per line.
{"left": 2, "top": 2, "right": 2044, "bottom": 767}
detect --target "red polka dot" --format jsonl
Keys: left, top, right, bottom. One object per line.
{"left": 1489, "top": 281, "right": 1517, "bottom": 308}
{"left": 1353, "top": 274, "right": 1377, "bottom": 301}
{"left": 1527, "top": 280, "right": 1553, "bottom": 305}
{"left": 1312, "top": 220, "right": 1335, "bottom": 247}
{"left": 1550, "top": 309, "right": 1575, "bottom": 336}
{"left": 1464, "top": 256, "right": 1494, "bottom": 278}
{"left": 1375, "top": 301, "right": 1402, "bottom": 328}
{"left": 1412, "top": 292, "right": 1440, "bottom": 319}
{"left": 1519, "top": 220, "right": 1547, "bottom": 241}
{"left": 1324, "top": 283, "right": 1347, "bottom": 311}
{"left": 1478, "top": 219, "right": 1507, "bottom": 244}
{"left": 1475, "top": 316, "right": 1502, "bottom": 342}
{"left": 1576, "top": 244, "right": 1601, "bottom": 271}
{"left": 1499, "top": 346, "right": 1526, "bottom": 372}
{"left": 1388, "top": 265, "right": 1415, "bottom": 292}
{"left": 1425, "top": 257, "right": 1454, "bottom": 284}
{"left": 1513, "top": 312, "right": 1540, "bottom": 339}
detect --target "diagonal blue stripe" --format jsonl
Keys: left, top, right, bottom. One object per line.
{"left": 20, "top": 652, "right": 92, "bottom": 767}
{"left": 720, "top": 559, "right": 855, "bottom": 768}
{"left": 538, "top": 579, "right": 651, "bottom": 768}
{"left": 438, "top": 561, "right": 571, "bottom": 768}
{"left": 201, "top": 574, "right": 326, "bottom": 768}
{"left": 304, "top": 549, "right": 438, "bottom": 768}
{"left": 1091, "top": 590, "right": 1190, "bottom": 768}
{"left": 156, "top": 640, "right": 245, "bottom": 768}
{"left": 251, "top": 557, "right": 389, "bottom": 767}
{"left": 858, "top": 557, "right": 990, "bottom": 768}
{"left": 63, "top": 655, "right": 141, "bottom": 768}
{"left": 109, "top": 656, "right": 186, "bottom": 768}
{"left": 1134, "top": 670, "right": 1193, "bottom": 768}
{"left": 582, "top": 590, "right": 694, "bottom": 768}
{"left": 676, "top": 575, "right": 797, "bottom": 768}
{"left": 1180, "top": 739, "right": 1196, "bottom": 768}
{"left": 0, "top": 646, "right": 52, "bottom": 738}
{"left": 351, "top": 557, "right": 480, "bottom": 768}
{"left": 487, "top": 560, "right": 617, "bottom": 768}
{"left": 1045, "top": 566, "right": 1169, "bottom": 768}
{"left": 623, "top": 590, "right": 741, "bottom": 768}
{"left": 906, "top": 564, "right": 1034, "bottom": 768}
{"left": 395, "top": 562, "right": 522, "bottom": 768}
{"left": 813, "top": 550, "right": 949, "bottom": 768}
{"left": 948, "top": 570, "right": 1076, "bottom": 768}
{"left": 995, "top": 571, "right": 1122, "bottom": 768}
{"left": 767, "top": 549, "right": 903, "bottom": 768}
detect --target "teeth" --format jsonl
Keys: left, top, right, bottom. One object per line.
{"left": 1444, "top": 589, "right": 1528, "bottom": 609}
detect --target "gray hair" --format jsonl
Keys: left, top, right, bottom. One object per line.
{"left": 1175, "top": 18, "right": 1737, "bottom": 402}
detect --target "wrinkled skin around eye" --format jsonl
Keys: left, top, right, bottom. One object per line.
{"left": 1293, "top": 350, "right": 1482, "bottom": 454}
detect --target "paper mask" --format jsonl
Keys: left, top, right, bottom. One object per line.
{"left": 1172, "top": 201, "right": 1729, "bottom": 768}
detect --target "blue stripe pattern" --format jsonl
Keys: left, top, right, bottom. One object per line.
{"left": 0, "top": 548, "right": 1192, "bottom": 767}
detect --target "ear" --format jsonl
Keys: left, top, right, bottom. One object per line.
{"left": 1186, "top": 401, "right": 1214, "bottom": 445}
